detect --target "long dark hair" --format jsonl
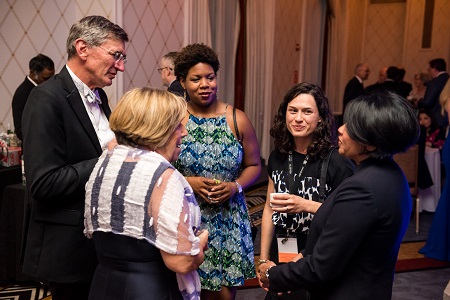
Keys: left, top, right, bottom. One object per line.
{"left": 270, "top": 82, "right": 336, "bottom": 160}
{"left": 418, "top": 108, "right": 439, "bottom": 132}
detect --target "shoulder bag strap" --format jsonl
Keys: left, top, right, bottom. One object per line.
{"left": 319, "top": 147, "right": 336, "bottom": 202}
{"left": 233, "top": 106, "right": 242, "bottom": 145}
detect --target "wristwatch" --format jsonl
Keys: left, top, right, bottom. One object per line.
{"left": 234, "top": 181, "right": 243, "bottom": 194}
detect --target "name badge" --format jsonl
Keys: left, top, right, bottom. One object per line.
{"left": 276, "top": 233, "right": 298, "bottom": 263}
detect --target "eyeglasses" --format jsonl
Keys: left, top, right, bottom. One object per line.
{"left": 98, "top": 46, "right": 127, "bottom": 64}
{"left": 157, "top": 66, "right": 173, "bottom": 74}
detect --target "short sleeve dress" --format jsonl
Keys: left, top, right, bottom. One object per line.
{"left": 174, "top": 107, "right": 255, "bottom": 291}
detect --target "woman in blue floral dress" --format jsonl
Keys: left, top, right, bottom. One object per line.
{"left": 174, "top": 43, "right": 262, "bottom": 300}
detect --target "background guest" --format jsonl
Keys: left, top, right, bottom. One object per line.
{"left": 365, "top": 66, "right": 388, "bottom": 92}
{"left": 419, "top": 89, "right": 450, "bottom": 261}
{"left": 259, "top": 91, "right": 419, "bottom": 300}
{"left": 407, "top": 72, "right": 430, "bottom": 108}
{"left": 365, "top": 66, "right": 401, "bottom": 96}
{"left": 342, "top": 62, "right": 370, "bottom": 112}
{"left": 396, "top": 66, "right": 413, "bottom": 99}
{"left": 419, "top": 58, "right": 449, "bottom": 128}
{"left": 418, "top": 108, "right": 446, "bottom": 150}
{"left": 84, "top": 87, "right": 208, "bottom": 300}
{"left": 159, "top": 51, "right": 184, "bottom": 97}
{"left": 11, "top": 54, "right": 54, "bottom": 141}
{"left": 174, "top": 43, "right": 261, "bottom": 300}
{"left": 258, "top": 82, "right": 354, "bottom": 300}
{"left": 21, "top": 16, "right": 128, "bottom": 300}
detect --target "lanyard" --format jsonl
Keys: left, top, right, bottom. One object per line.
{"left": 287, "top": 152, "right": 309, "bottom": 193}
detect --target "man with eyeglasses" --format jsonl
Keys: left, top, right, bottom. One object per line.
{"left": 159, "top": 51, "right": 185, "bottom": 97}
{"left": 21, "top": 16, "right": 128, "bottom": 300}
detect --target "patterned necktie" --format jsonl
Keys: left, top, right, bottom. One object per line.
{"left": 85, "top": 89, "right": 102, "bottom": 104}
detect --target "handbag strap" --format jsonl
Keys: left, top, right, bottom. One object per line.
{"left": 319, "top": 147, "right": 336, "bottom": 202}
{"left": 233, "top": 106, "right": 242, "bottom": 145}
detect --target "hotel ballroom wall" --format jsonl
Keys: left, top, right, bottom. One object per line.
{"left": 0, "top": 0, "right": 449, "bottom": 161}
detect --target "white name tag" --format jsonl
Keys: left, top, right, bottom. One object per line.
{"left": 277, "top": 235, "right": 298, "bottom": 263}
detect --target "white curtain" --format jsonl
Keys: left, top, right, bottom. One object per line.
{"left": 209, "top": 0, "right": 240, "bottom": 105}
{"left": 184, "top": 0, "right": 239, "bottom": 105}
{"left": 324, "top": 0, "right": 350, "bottom": 114}
{"left": 184, "top": 0, "right": 212, "bottom": 46}
{"left": 245, "top": 0, "right": 276, "bottom": 161}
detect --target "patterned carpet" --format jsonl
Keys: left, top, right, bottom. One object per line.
{"left": 0, "top": 282, "right": 51, "bottom": 300}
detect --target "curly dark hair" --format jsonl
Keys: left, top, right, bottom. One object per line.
{"left": 174, "top": 43, "right": 220, "bottom": 81}
{"left": 270, "top": 82, "right": 336, "bottom": 160}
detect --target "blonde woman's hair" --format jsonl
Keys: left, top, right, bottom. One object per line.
{"left": 110, "top": 87, "right": 186, "bottom": 149}
{"left": 440, "top": 80, "right": 450, "bottom": 115}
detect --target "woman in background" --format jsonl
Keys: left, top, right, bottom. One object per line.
{"left": 407, "top": 72, "right": 430, "bottom": 107}
{"left": 259, "top": 91, "right": 420, "bottom": 299}
{"left": 418, "top": 108, "right": 446, "bottom": 150}
{"left": 174, "top": 43, "right": 261, "bottom": 300}
{"left": 84, "top": 87, "right": 208, "bottom": 300}
{"left": 258, "top": 82, "right": 354, "bottom": 300}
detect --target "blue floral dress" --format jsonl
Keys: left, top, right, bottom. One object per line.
{"left": 174, "top": 107, "right": 255, "bottom": 291}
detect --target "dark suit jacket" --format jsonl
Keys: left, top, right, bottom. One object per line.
{"left": 420, "top": 72, "right": 449, "bottom": 127}
{"left": 21, "top": 66, "right": 111, "bottom": 283}
{"left": 11, "top": 77, "right": 35, "bottom": 141}
{"left": 365, "top": 79, "right": 401, "bottom": 96}
{"left": 168, "top": 79, "right": 184, "bottom": 97}
{"left": 269, "top": 158, "right": 411, "bottom": 300}
{"left": 343, "top": 77, "right": 364, "bottom": 111}
{"left": 398, "top": 81, "right": 412, "bottom": 99}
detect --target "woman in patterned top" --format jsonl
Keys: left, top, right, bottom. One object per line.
{"left": 173, "top": 43, "right": 262, "bottom": 300}
{"left": 257, "top": 82, "right": 354, "bottom": 300}
{"left": 84, "top": 87, "right": 208, "bottom": 300}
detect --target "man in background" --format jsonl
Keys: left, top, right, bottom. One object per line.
{"left": 365, "top": 66, "right": 401, "bottom": 96}
{"left": 397, "top": 66, "right": 413, "bottom": 99}
{"left": 419, "top": 58, "right": 449, "bottom": 127}
{"left": 342, "top": 63, "right": 370, "bottom": 112}
{"left": 159, "top": 51, "right": 184, "bottom": 97}
{"left": 11, "top": 54, "right": 54, "bottom": 141}
{"left": 21, "top": 16, "right": 128, "bottom": 300}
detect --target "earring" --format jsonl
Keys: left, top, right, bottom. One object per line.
{"left": 183, "top": 90, "right": 187, "bottom": 101}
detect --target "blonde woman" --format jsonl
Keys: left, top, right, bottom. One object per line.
{"left": 84, "top": 87, "right": 208, "bottom": 300}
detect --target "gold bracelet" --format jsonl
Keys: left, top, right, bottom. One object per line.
{"left": 258, "top": 259, "right": 269, "bottom": 265}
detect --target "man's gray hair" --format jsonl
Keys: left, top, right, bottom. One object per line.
{"left": 66, "top": 15, "right": 128, "bottom": 59}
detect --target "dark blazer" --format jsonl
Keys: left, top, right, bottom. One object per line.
{"left": 168, "top": 79, "right": 184, "bottom": 97}
{"left": 11, "top": 77, "right": 35, "bottom": 141}
{"left": 269, "top": 158, "right": 411, "bottom": 300}
{"left": 365, "top": 79, "right": 400, "bottom": 96}
{"left": 397, "top": 81, "right": 413, "bottom": 99}
{"left": 420, "top": 72, "right": 449, "bottom": 127}
{"left": 343, "top": 77, "right": 364, "bottom": 111}
{"left": 21, "top": 65, "right": 111, "bottom": 283}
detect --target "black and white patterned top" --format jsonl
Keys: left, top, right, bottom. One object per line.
{"left": 268, "top": 149, "right": 354, "bottom": 233}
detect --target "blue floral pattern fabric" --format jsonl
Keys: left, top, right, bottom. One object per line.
{"left": 174, "top": 110, "right": 255, "bottom": 291}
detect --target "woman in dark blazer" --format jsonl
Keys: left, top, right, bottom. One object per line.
{"left": 258, "top": 91, "right": 420, "bottom": 300}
